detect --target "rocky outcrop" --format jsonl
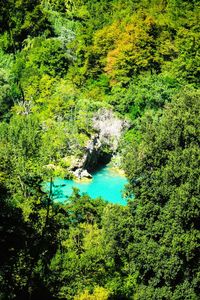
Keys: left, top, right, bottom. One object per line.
{"left": 71, "top": 109, "right": 129, "bottom": 179}
{"left": 70, "top": 135, "right": 104, "bottom": 179}
{"left": 93, "top": 109, "right": 129, "bottom": 151}
{"left": 73, "top": 168, "right": 92, "bottom": 179}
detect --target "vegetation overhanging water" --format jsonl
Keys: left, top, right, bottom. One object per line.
{"left": 1, "top": 0, "right": 199, "bottom": 298}
{"left": 46, "top": 165, "right": 128, "bottom": 205}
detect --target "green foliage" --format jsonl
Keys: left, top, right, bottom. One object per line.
{"left": 101, "top": 205, "right": 138, "bottom": 298}
{"left": 108, "top": 74, "right": 180, "bottom": 116}
{"left": 124, "top": 89, "right": 200, "bottom": 299}
{"left": 0, "top": 50, "right": 20, "bottom": 118}
{"left": 74, "top": 286, "right": 110, "bottom": 300}
{"left": 65, "top": 190, "right": 107, "bottom": 225}
{"left": 0, "top": 0, "right": 53, "bottom": 51}
{"left": 0, "top": 0, "right": 199, "bottom": 299}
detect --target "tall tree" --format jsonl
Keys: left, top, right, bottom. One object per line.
{"left": 124, "top": 88, "right": 200, "bottom": 299}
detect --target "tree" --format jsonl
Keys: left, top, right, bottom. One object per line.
{"left": 0, "top": 0, "right": 52, "bottom": 51}
{"left": 124, "top": 88, "right": 200, "bottom": 299}
{"left": 0, "top": 114, "right": 69, "bottom": 299}
{"left": 108, "top": 73, "right": 180, "bottom": 115}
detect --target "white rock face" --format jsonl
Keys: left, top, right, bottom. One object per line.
{"left": 73, "top": 168, "right": 92, "bottom": 179}
{"left": 86, "top": 134, "right": 101, "bottom": 153}
{"left": 81, "top": 169, "right": 92, "bottom": 178}
{"left": 93, "top": 109, "right": 129, "bottom": 151}
{"left": 70, "top": 109, "right": 129, "bottom": 179}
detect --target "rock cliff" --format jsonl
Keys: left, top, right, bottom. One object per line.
{"left": 71, "top": 109, "right": 129, "bottom": 179}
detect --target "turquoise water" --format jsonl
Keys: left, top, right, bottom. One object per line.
{"left": 46, "top": 166, "right": 128, "bottom": 205}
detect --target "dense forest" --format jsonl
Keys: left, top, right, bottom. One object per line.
{"left": 0, "top": 0, "right": 200, "bottom": 299}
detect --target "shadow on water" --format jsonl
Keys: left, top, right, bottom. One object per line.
{"left": 91, "top": 162, "right": 109, "bottom": 175}
{"left": 51, "top": 187, "right": 66, "bottom": 200}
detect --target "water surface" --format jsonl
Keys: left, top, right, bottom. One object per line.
{"left": 46, "top": 166, "right": 128, "bottom": 205}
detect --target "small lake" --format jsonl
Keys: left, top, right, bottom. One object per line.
{"left": 46, "top": 165, "right": 128, "bottom": 205}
